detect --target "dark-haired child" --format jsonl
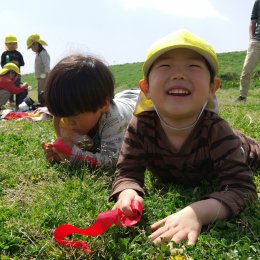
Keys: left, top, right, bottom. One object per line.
{"left": 42, "top": 54, "right": 139, "bottom": 167}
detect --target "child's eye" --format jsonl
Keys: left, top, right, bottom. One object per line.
{"left": 158, "top": 64, "right": 170, "bottom": 68}
{"left": 189, "top": 64, "right": 201, "bottom": 68}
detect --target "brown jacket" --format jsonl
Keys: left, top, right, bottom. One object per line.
{"left": 110, "top": 111, "right": 258, "bottom": 216}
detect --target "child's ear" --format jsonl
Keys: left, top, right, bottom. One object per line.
{"left": 101, "top": 97, "right": 110, "bottom": 113}
{"left": 139, "top": 79, "right": 151, "bottom": 99}
{"left": 210, "top": 77, "right": 221, "bottom": 96}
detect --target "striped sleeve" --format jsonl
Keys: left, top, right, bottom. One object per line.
{"left": 110, "top": 115, "right": 146, "bottom": 200}
{"left": 204, "top": 118, "right": 257, "bottom": 216}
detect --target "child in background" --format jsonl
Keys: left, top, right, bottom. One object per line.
{"left": 42, "top": 54, "right": 139, "bottom": 167}
{"left": 0, "top": 63, "right": 29, "bottom": 109}
{"left": 110, "top": 30, "right": 259, "bottom": 245}
{"left": 26, "top": 34, "right": 50, "bottom": 105}
{"left": 1, "top": 35, "right": 25, "bottom": 108}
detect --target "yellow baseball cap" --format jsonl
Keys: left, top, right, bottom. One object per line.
{"left": 143, "top": 30, "right": 219, "bottom": 77}
{"left": 26, "top": 34, "right": 48, "bottom": 49}
{"left": 0, "top": 63, "right": 20, "bottom": 76}
{"left": 5, "top": 35, "right": 17, "bottom": 43}
{"left": 135, "top": 30, "right": 220, "bottom": 115}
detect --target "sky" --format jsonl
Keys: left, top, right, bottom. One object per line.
{"left": 0, "top": 0, "right": 256, "bottom": 74}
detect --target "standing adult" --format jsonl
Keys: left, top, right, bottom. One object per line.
{"left": 27, "top": 34, "right": 50, "bottom": 105}
{"left": 236, "top": 0, "right": 260, "bottom": 102}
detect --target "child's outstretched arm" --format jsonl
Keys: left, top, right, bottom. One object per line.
{"left": 149, "top": 198, "right": 230, "bottom": 245}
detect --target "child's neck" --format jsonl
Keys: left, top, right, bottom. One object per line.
{"left": 155, "top": 101, "right": 207, "bottom": 132}
{"left": 155, "top": 102, "right": 207, "bottom": 152}
{"left": 161, "top": 123, "right": 193, "bottom": 152}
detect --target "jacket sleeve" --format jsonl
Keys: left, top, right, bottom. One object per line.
{"left": 1, "top": 52, "right": 6, "bottom": 67}
{"left": 40, "top": 51, "right": 50, "bottom": 73}
{"left": 1, "top": 78, "right": 26, "bottom": 94}
{"left": 205, "top": 121, "right": 257, "bottom": 216}
{"left": 109, "top": 116, "right": 147, "bottom": 201}
{"left": 18, "top": 52, "right": 25, "bottom": 67}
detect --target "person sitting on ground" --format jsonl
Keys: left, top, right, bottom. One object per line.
{"left": 109, "top": 30, "right": 259, "bottom": 246}
{"left": 42, "top": 54, "right": 139, "bottom": 168}
{"left": 0, "top": 63, "right": 29, "bottom": 110}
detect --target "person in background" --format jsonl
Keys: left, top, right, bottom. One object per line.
{"left": 0, "top": 63, "right": 29, "bottom": 109}
{"left": 26, "top": 34, "right": 50, "bottom": 105}
{"left": 236, "top": 0, "right": 260, "bottom": 102}
{"left": 42, "top": 54, "right": 139, "bottom": 168}
{"left": 1, "top": 35, "right": 25, "bottom": 108}
{"left": 110, "top": 30, "right": 259, "bottom": 246}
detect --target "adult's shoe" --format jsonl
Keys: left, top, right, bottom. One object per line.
{"left": 235, "top": 96, "right": 247, "bottom": 102}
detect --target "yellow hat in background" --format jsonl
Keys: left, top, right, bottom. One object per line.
{"left": 143, "top": 30, "right": 219, "bottom": 77}
{"left": 0, "top": 63, "right": 20, "bottom": 76}
{"left": 26, "top": 34, "right": 48, "bottom": 49}
{"left": 5, "top": 35, "right": 17, "bottom": 43}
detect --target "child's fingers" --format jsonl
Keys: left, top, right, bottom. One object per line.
{"left": 187, "top": 231, "right": 198, "bottom": 245}
{"left": 112, "top": 198, "right": 133, "bottom": 216}
{"left": 41, "top": 142, "right": 54, "bottom": 150}
{"left": 112, "top": 198, "right": 135, "bottom": 217}
{"left": 41, "top": 142, "right": 47, "bottom": 149}
{"left": 52, "top": 148, "right": 69, "bottom": 161}
{"left": 120, "top": 198, "right": 136, "bottom": 217}
{"left": 149, "top": 222, "right": 171, "bottom": 243}
{"left": 150, "top": 217, "right": 167, "bottom": 231}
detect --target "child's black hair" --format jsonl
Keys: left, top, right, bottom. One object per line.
{"left": 45, "top": 55, "right": 115, "bottom": 117}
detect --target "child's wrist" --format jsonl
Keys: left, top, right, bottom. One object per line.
{"left": 118, "top": 189, "right": 138, "bottom": 199}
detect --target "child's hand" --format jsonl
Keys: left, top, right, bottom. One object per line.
{"left": 149, "top": 205, "right": 202, "bottom": 245}
{"left": 112, "top": 189, "right": 143, "bottom": 217}
{"left": 41, "top": 142, "right": 69, "bottom": 163}
{"left": 149, "top": 199, "right": 230, "bottom": 245}
{"left": 21, "top": 83, "right": 31, "bottom": 90}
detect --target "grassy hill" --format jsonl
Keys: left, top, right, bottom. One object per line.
{"left": 1, "top": 51, "right": 259, "bottom": 259}
{"left": 22, "top": 50, "right": 260, "bottom": 97}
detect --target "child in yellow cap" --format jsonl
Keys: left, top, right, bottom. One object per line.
{"left": 27, "top": 34, "right": 50, "bottom": 105}
{"left": 1, "top": 35, "right": 25, "bottom": 108}
{"left": 0, "top": 63, "right": 29, "bottom": 109}
{"left": 109, "top": 30, "right": 259, "bottom": 245}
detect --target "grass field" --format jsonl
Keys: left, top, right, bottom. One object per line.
{"left": 0, "top": 51, "right": 259, "bottom": 259}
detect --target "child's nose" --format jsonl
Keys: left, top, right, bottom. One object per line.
{"left": 169, "top": 67, "right": 186, "bottom": 80}
{"left": 170, "top": 72, "right": 186, "bottom": 80}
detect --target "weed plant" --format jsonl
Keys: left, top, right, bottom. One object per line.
{"left": 0, "top": 52, "right": 259, "bottom": 259}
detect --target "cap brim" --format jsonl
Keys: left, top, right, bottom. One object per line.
{"left": 0, "top": 68, "right": 8, "bottom": 76}
{"left": 143, "top": 45, "right": 218, "bottom": 77}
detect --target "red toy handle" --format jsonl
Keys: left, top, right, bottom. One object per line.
{"left": 53, "top": 200, "right": 143, "bottom": 252}
{"left": 52, "top": 139, "right": 98, "bottom": 167}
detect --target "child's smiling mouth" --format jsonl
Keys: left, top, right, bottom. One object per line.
{"left": 167, "top": 88, "right": 191, "bottom": 96}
